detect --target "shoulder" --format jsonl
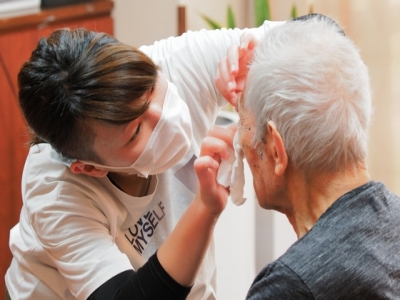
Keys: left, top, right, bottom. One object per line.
{"left": 271, "top": 182, "right": 400, "bottom": 298}
{"left": 24, "top": 144, "right": 78, "bottom": 184}
{"left": 22, "top": 144, "right": 110, "bottom": 219}
{"left": 246, "top": 260, "right": 313, "bottom": 299}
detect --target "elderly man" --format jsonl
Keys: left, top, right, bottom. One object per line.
{"left": 211, "top": 14, "right": 400, "bottom": 298}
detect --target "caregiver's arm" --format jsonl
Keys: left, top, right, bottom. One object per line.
{"left": 89, "top": 126, "right": 234, "bottom": 300}
{"left": 159, "top": 125, "right": 234, "bottom": 285}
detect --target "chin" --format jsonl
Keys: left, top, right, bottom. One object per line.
{"left": 258, "top": 201, "right": 277, "bottom": 211}
{"left": 257, "top": 196, "right": 285, "bottom": 212}
{"left": 256, "top": 196, "right": 272, "bottom": 210}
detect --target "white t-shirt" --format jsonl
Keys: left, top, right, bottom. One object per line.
{"left": 6, "top": 21, "right": 281, "bottom": 300}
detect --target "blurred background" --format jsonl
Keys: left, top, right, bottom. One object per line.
{"left": 1, "top": 0, "right": 399, "bottom": 299}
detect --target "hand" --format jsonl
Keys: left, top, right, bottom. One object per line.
{"left": 194, "top": 126, "right": 236, "bottom": 215}
{"left": 215, "top": 31, "right": 259, "bottom": 107}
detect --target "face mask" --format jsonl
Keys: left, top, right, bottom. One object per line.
{"left": 84, "top": 81, "right": 193, "bottom": 178}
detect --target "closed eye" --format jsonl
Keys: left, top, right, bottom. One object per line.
{"left": 130, "top": 123, "right": 141, "bottom": 142}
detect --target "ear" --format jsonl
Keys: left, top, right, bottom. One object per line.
{"left": 70, "top": 161, "right": 108, "bottom": 178}
{"left": 266, "top": 121, "right": 288, "bottom": 176}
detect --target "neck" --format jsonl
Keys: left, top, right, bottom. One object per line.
{"left": 108, "top": 172, "right": 152, "bottom": 197}
{"left": 283, "top": 163, "right": 370, "bottom": 238}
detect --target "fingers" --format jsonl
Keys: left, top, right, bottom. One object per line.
{"left": 194, "top": 138, "right": 225, "bottom": 202}
{"left": 237, "top": 32, "right": 258, "bottom": 77}
{"left": 208, "top": 125, "right": 236, "bottom": 149}
{"left": 194, "top": 156, "right": 219, "bottom": 182}
{"left": 215, "top": 48, "right": 238, "bottom": 105}
{"left": 215, "top": 56, "right": 236, "bottom": 92}
{"left": 194, "top": 127, "right": 236, "bottom": 215}
{"left": 196, "top": 126, "right": 236, "bottom": 178}
{"left": 215, "top": 32, "right": 259, "bottom": 107}
{"left": 240, "top": 31, "right": 258, "bottom": 50}
{"left": 194, "top": 156, "right": 228, "bottom": 215}
{"left": 227, "top": 45, "right": 239, "bottom": 75}
{"left": 200, "top": 135, "right": 230, "bottom": 161}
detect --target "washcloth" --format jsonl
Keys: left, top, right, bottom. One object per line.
{"left": 217, "top": 131, "right": 246, "bottom": 205}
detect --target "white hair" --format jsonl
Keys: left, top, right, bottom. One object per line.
{"left": 243, "top": 15, "right": 373, "bottom": 174}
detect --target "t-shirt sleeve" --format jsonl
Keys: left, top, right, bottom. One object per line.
{"left": 139, "top": 21, "right": 284, "bottom": 156}
{"left": 88, "top": 252, "right": 191, "bottom": 300}
{"left": 246, "top": 260, "right": 313, "bottom": 300}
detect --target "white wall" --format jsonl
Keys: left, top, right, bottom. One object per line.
{"left": 112, "top": 0, "right": 248, "bottom": 46}
{"left": 214, "top": 162, "right": 257, "bottom": 300}
{"left": 112, "top": 0, "right": 177, "bottom": 46}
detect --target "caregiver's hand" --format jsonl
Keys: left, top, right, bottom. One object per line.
{"left": 215, "top": 32, "right": 259, "bottom": 107}
{"left": 194, "top": 125, "right": 236, "bottom": 215}
{"left": 159, "top": 125, "right": 235, "bottom": 288}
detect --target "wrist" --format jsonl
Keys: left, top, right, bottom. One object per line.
{"left": 194, "top": 194, "right": 223, "bottom": 221}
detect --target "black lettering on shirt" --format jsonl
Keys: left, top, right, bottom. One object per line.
{"left": 124, "top": 201, "right": 166, "bottom": 255}
{"left": 129, "top": 224, "right": 139, "bottom": 237}
{"left": 133, "top": 239, "right": 145, "bottom": 254}
{"left": 143, "top": 221, "right": 154, "bottom": 237}
{"left": 154, "top": 202, "right": 165, "bottom": 221}
{"left": 148, "top": 213, "right": 158, "bottom": 230}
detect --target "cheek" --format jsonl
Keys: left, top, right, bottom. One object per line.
{"left": 242, "top": 138, "right": 261, "bottom": 171}
{"left": 128, "top": 105, "right": 162, "bottom": 160}
{"left": 243, "top": 146, "right": 264, "bottom": 189}
{"left": 145, "top": 104, "right": 162, "bottom": 131}
{"left": 243, "top": 144, "right": 272, "bottom": 204}
{"left": 250, "top": 167, "right": 270, "bottom": 208}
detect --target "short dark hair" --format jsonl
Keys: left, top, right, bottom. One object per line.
{"left": 18, "top": 28, "right": 158, "bottom": 162}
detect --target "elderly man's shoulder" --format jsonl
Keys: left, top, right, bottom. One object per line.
{"left": 246, "top": 259, "right": 313, "bottom": 299}
{"left": 247, "top": 181, "right": 400, "bottom": 299}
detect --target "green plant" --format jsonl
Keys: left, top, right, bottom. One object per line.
{"left": 254, "top": 0, "right": 271, "bottom": 26}
{"left": 291, "top": 4, "right": 298, "bottom": 19}
{"left": 201, "top": 5, "right": 236, "bottom": 29}
{"left": 201, "top": 0, "right": 299, "bottom": 29}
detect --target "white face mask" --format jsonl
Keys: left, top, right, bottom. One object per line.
{"left": 85, "top": 81, "right": 193, "bottom": 178}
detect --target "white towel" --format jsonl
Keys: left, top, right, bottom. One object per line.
{"left": 217, "top": 131, "right": 246, "bottom": 205}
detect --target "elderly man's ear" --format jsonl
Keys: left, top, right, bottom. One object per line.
{"left": 266, "top": 121, "right": 288, "bottom": 176}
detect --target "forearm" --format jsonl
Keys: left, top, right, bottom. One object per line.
{"left": 89, "top": 195, "right": 220, "bottom": 299}
{"left": 89, "top": 254, "right": 192, "bottom": 300}
{"left": 157, "top": 195, "right": 220, "bottom": 287}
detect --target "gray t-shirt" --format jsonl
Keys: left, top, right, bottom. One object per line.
{"left": 247, "top": 181, "right": 400, "bottom": 299}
